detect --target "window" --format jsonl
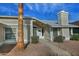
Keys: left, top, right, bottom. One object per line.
{"left": 73, "top": 28, "right": 79, "bottom": 34}
{"left": 5, "top": 28, "right": 16, "bottom": 40}
{"left": 42, "top": 29, "right": 44, "bottom": 36}
{"left": 38, "top": 29, "right": 41, "bottom": 32}
{"left": 53, "top": 28, "right": 58, "bottom": 37}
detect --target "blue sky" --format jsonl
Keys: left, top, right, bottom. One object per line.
{"left": 0, "top": 3, "right": 79, "bottom": 22}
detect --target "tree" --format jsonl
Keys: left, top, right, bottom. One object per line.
{"left": 16, "top": 3, "right": 24, "bottom": 49}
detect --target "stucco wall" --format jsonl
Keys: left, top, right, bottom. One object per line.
{"left": 0, "top": 24, "right": 4, "bottom": 42}
{"left": 58, "top": 11, "right": 70, "bottom": 40}
{"left": 0, "top": 18, "right": 32, "bottom": 44}
{"left": 58, "top": 11, "right": 69, "bottom": 25}
{"left": 50, "top": 29, "right": 54, "bottom": 41}
{"left": 61, "top": 28, "right": 70, "bottom": 40}
{"left": 37, "top": 28, "right": 43, "bottom": 39}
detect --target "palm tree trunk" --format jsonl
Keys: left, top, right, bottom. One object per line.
{"left": 16, "top": 3, "right": 24, "bottom": 49}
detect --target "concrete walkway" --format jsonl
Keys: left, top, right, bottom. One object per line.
{"left": 7, "top": 43, "right": 51, "bottom": 56}
{"left": 0, "top": 40, "right": 72, "bottom": 56}
{"left": 39, "top": 39, "right": 71, "bottom": 56}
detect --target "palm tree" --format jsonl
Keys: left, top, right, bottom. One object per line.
{"left": 16, "top": 3, "right": 24, "bottom": 49}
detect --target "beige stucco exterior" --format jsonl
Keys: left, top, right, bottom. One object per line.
{"left": 0, "top": 17, "right": 33, "bottom": 44}
{"left": 0, "top": 23, "right": 4, "bottom": 42}
{"left": 0, "top": 14, "right": 78, "bottom": 44}
{"left": 58, "top": 10, "right": 69, "bottom": 25}
{"left": 58, "top": 11, "right": 70, "bottom": 40}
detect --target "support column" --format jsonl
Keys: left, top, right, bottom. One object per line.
{"left": 26, "top": 20, "right": 31, "bottom": 44}
{"left": 71, "top": 28, "right": 73, "bottom": 35}
{"left": 58, "top": 28, "right": 60, "bottom": 36}
{"left": 44, "top": 28, "right": 50, "bottom": 41}
{"left": 16, "top": 3, "right": 24, "bottom": 49}
{"left": 30, "top": 20, "right": 33, "bottom": 43}
{"left": 50, "top": 29, "right": 54, "bottom": 42}
{"left": 33, "top": 27, "right": 37, "bottom": 36}
{"left": 61, "top": 28, "right": 70, "bottom": 40}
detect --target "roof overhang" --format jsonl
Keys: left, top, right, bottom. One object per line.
{"left": 33, "top": 20, "right": 50, "bottom": 28}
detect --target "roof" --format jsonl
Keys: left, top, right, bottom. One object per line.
{"left": 0, "top": 16, "right": 37, "bottom": 20}
{"left": 39, "top": 20, "right": 79, "bottom": 28}
{"left": 58, "top": 10, "right": 68, "bottom": 14}
{"left": 0, "top": 16, "right": 79, "bottom": 28}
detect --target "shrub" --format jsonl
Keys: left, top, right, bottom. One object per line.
{"left": 54, "top": 35, "right": 65, "bottom": 43}
{"left": 70, "top": 34, "right": 79, "bottom": 41}
{"left": 31, "top": 36, "right": 39, "bottom": 44}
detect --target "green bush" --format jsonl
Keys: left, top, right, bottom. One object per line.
{"left": 31, "top": 36, "right": 39, "bottom": 44}
{"left": 70, "top": 34, "right": 79, "bottom": 41}
{"left": 54, "top": 35, "right": 65, "bottom": 43}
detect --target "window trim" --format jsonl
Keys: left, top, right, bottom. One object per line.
{"left": 5, "top": 27, "right": 16, "bottom": 40}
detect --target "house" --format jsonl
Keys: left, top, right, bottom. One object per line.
{"left": 70, "top": 21, "right": 79, "bottom": 34}
{"left": 39, "top": 10, "right": 79, "bottom": 41}
{"left": 0, "top": 16, "right": 47, "bottom": 45}
{"left": 0, "top": 10, "right": 79, "bottom": 45}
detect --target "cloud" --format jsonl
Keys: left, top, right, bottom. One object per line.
{"left": 25, "top": 3, "right": 33, "bottom": 10}
{"left": 0, "top": 3, "right": 79, "bottom": 21}
{"left": 34, "top": 3, "right": 40, "bottom": 12}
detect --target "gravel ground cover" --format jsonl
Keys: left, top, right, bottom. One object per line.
{"left": 53, "top": 41, "right": 79, "bottom": 56}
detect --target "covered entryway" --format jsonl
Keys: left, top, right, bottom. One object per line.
{"left": 33, "top": 20, "right": 51, "bottom": 41}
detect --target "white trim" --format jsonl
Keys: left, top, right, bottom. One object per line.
{"left": 50, "top": 30, "right": 53, "bottom": 41}
{"left": 71, "top": 28, "right": 73, "bottom": 35}
{"left": 4, "top": 40, "right": 16, "bottom": 44}
{"left": 4, "top": 27, "right": 5, "bottom": 41}
{"left": 30, "top": 20, "right": 33, "bottom": 43}
{"left": 58, "top": 28, "right": 60, "bottom": 36}
{"left": 4, "top": 27, "right": 17, "bottom": 42}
